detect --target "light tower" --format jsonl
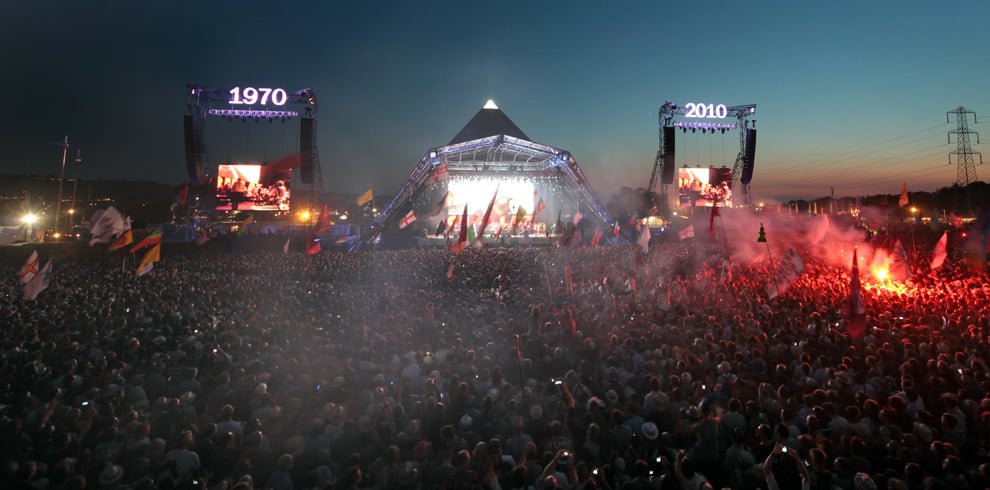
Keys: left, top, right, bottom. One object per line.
{"left": 947, "top": 106, "right": 981, "bottom": 186}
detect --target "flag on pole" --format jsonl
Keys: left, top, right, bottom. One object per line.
{"left": 612, "top": 221, "right": 620, "bottom": 238}
{"left": 313, "top": 203, "right": 332, "bottom": 234}
{"left": 195, "top": 228, "right": 210, "bottom": 245}
{"left": 475, "top": 187, "right": 499, "bottom": 246}
{"left": 306, "top": 235, "right": 322, "bottom": 255}
{"left": 636, "top": 225, "right": 651, "bottom": 254}
{"left": 136, "top": 243, "right": 160, "bottom": 277}
{"left": 572, "top": 211, "right": 583, "bottom": 225}
{"left": 591, "top": 230, "right": 604, "bottom": 247}
{"left": 399, "top": 210, "right": 417, "bottom": 229}
{"left": 130, "top": 227, "right": 163, "bottom": 253}
{"left": 428, "top": 191, "right": 450, "bottom": 217}
{"left": 283, "top": 238, "right": 290, "bottom": 254}
{"left": 678, "top": 225, "right": 695, "bottom": 240}
{"left": 898, "top": 182, "right": 909, "bottom": 207}
{"left": 709, "top": 201, "right": 720, "bottom": 237}
{"left": 108, "top": 229, "right": 134, "bottom": 252}
{"left": 170, "top": 184, "right": 189, "bottom": 212}
{"left": 24, "top": 259, "right": 52, "bottom": 300}
{"left": 356, "top": 188, "right": 374, "bottom": 207}
{"left": 89, "top": 206, "right": 127, "bottom": 245}
{"left": 768, "top": 246, "right": 805, "bottom": 299}
{"left": 931, "top": 231, "right": 948, "bottom": 271}
{"left": 889, "top": 240, "right": 911, "bottom": 282}
{"left": 454, "top": 204, "right": 469, "bottom": 253}
{"left": 847, "top": 248, "right": 867, "bottom": 338}
{"left": 18, "top": 250, "right": 39, "bottom": 285}
{"left": 533, "top": 196, "right": 546, "bottom": 217}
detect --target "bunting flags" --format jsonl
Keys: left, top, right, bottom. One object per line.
{"left": 356, "top": 188, "right": 374, "bottom": 207}
{"left": 130, "top": 227, "right": 163, "bottom": 253}
{"left": 898, "top": 182, "right": 909, "bottom": 207}
{"left": 108, "top": 229, "right": 134, "bottom": 252}
{"left": 709, "top": 201, "right": 720, "bottom": 237}
{"left": 678, "top": 225, "right": 695, "bottom": 240}
{"left": 454, "top": 204, "right": 469, "bottom": 253}
{"left": 18, "top": 250, "right": 39, "bottom": 285}
{"left": 136, "top": 243, "right": 160, "bottom": 277}
{"left": 931, "top": 231, "right": 948, "bottom": 271}
{"left": 847, "top": 248, "right": 867, "bottom": 339}
{"left": 24, "top": 259, "right": 52, "bottom": 300}
{"left": 399, "top": 210, "right": 417, "bottom": 229}
{"left": 431, "top": 163, "right": 450, "bottom": 183}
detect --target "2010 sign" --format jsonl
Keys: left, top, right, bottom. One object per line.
{"left": 228, "top": 87, "right": 289, "bottom": 106}
{"left": 684, "top": 103, "right": 728, "bottom": 119}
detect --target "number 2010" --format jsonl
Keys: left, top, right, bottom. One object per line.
{"left": 229, "top": 87, "right": 288, "bottom": 106}
{"left": 684, "top": 103, "right": 728, "bottom": 119}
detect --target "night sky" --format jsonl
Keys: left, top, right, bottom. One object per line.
{"left": 2, "top": 1, "right": 988, "bottom": 202}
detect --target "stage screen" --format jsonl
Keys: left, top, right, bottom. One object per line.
{"left": 677, "top": 167, "right": 733, "bottom": 208}
{"left": 216, "top": 163, "right": 291, "bottom": 212}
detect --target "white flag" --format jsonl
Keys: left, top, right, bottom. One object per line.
{"left": 24, "top": 259, "right": 52, "bottom": 300}
{"left": 931, "top": 231, "right": 948, "bottom": 270}
{"left": 678, "top": 225, "right": 695, "bottom": 240}
{"left": 399, "top": 210, "right": 417, "bottom": 229}
{"left": 89, "top": 206, "right": 126, "bottom": 245}
{"left": 18, "top": 250, "right": 39, "bottom": 284}
{"left": 637, "top": 225, "right": 651, "bottom": 254}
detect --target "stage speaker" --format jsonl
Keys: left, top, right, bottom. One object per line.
{"left": 741, "top": 128, "right": 757, "bottom": 185}
{"left": 299, "top": 117, "right": 315, "bottom": 184}
{"left": 661, "top": 125, "right": 676, "bottom": 185}
{"left": 183, "top": 114, "right": 205, "bottom": 185}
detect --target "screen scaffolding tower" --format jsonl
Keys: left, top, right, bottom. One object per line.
{"left": 648, "top": 102, "right": 756, "bottom": 211}
{"left": 184, "top": 84, "right": 325, "bottom": 211}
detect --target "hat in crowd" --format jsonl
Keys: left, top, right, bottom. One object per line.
{"left": 179, "top": 391, "right": 196, "bottom": 405}
{"left": 605, "top": 389, "right": 619, "bottom": 404}
{"left": 331, "top": 376, "right": 346, "bottom": 388}
{"left": 374, "top": 373, "right": 386, "bottom": 384}
{"left": 99, "top": 464, "right": 124, "bottom": 486}
{"left": 641, "top": 422, "right": 659, "bottom": 440}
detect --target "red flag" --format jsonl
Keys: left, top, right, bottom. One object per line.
{"left": 313, "top": 203, "right": 332, "bottom": 234}
{"left": 847, "top": 248, "right": 866, "bottom": 339}
{"left": 306, "top": 235, "right": 322, "bottom": 255}
{"left": 534, "top": 198, "right": 546, "bottom": 217}
{"left": 475, "top": 187, "right": 499, "bottom": 246}
{"left": 454, "top": 204, "right": 469, "bottom": 253}
{"left": 18, "top": 250, "right": 40, "bottom": 285}
{"left": 898, "top": 182, "right": 909, "bottom": 207}
{"left": 431, "top": 163, "right": 450, "bottom": 183}
{"left": 612, "top": 221, "right": 620, "bottom": 237}
{"left": 709, "top": 201, "right": 720, "bottom": 237}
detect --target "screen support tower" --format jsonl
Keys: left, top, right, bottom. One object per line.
{"left": 648, "top": 102, "right": 756, "bottom": 211}
{"left": 184, "top": 84, "right": 325, "bottom": 207}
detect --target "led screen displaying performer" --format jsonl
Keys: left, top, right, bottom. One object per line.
{"left": 678, "top": 167, "right": 733, "bottom": 208}
{"left": 216, "top": 163, "right": 291, "bottom": 213}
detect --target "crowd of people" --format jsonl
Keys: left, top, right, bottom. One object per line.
{"left": 1, "top": 215, "right": 988, "bottom": 490}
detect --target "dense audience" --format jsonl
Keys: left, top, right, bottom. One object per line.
{"left": 1, "top": 216, "right": 988, "bottom": 490}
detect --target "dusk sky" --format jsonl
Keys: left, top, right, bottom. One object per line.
{"left": 2, "top": 1, "right": 988, "bottom": 202}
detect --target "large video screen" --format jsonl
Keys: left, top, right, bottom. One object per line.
{"left": 216, "top": 163, "right": 290, "bottom": 212}
{"left": 678, "top": 167, "right": 733, "bottom": 208}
